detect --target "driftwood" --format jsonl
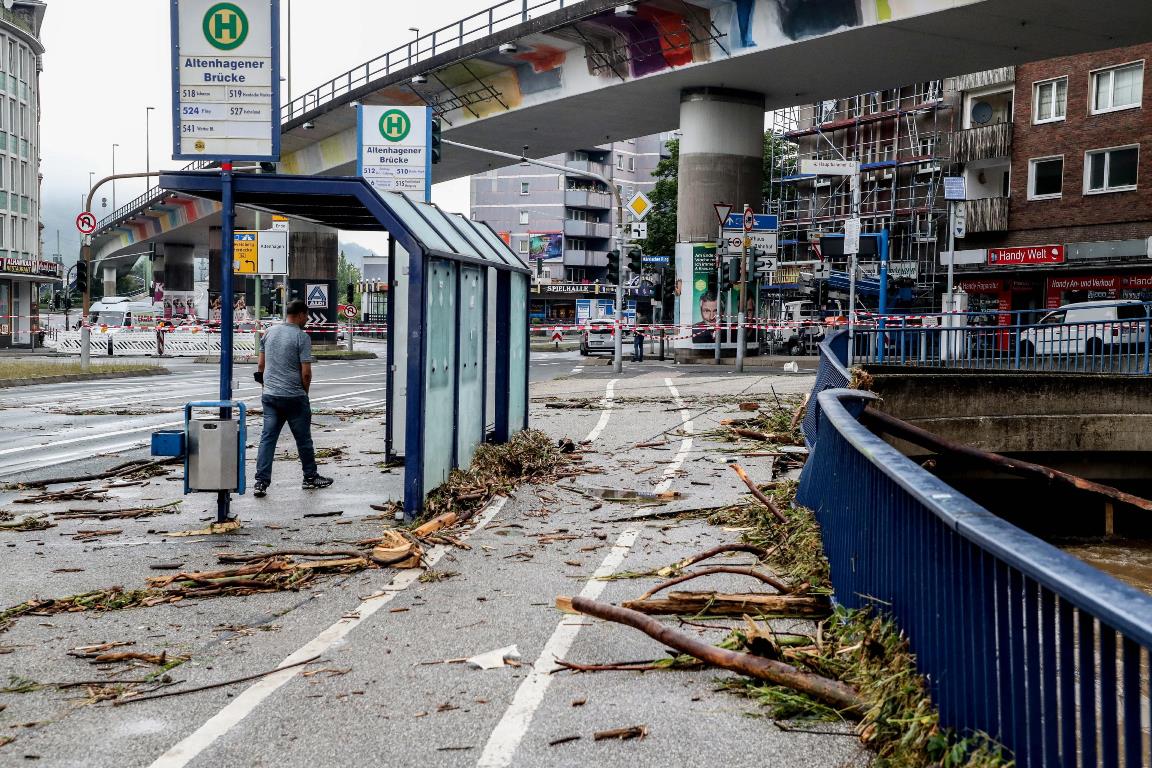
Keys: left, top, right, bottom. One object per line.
{"left": 113, "top": 655, "right": 320, "bottom": 706}
{"left": 216, "top": 550, "right": 363, "bottom": 564}
{"left": 620, "top": 591, "right": 831, "bottom": 618}
{"left": 670, "top": 543, "right": 770, "bottom": 572}
{"left": 861, "top": 408, "right": 1152, "bottom": 512}
{"left": 12, "top": 458, "right": 178, "bottom": 490}
{"left": 729, "top": 464, "right": 788, "bottom": 524}
{"left": 564, "top": 596, "right": 865, "bottom": 719}
{"left": 636, "top": 566, "right": 792, "bottom": 601}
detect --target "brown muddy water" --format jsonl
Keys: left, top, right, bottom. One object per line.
{"left": 1061, "top": 539, "right": 1152, "bottom": 597}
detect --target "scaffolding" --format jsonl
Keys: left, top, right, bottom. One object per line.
{"left": 768, "top": 80, "right": 956, "bottom": 309}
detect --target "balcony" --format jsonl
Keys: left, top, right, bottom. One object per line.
{"left": 565, "top": 160, "right": 609, "bottom": 179}
{"left": 565, "top": 189, "right": 613, "bottom": 210}
{"left": 955, "top": 67, "right": 1015, "bottom": 92}
{"left": 564, "top": 249, "right": 609, "bottom": 267}
{"left": 564, "top": 220, "right": 612, "bottom": 239}
{"left": 963, "top": 197, "right": 1009, "bottom": 234}
{"left": 954, "top": 123, "right": 1012, "bottom": 163}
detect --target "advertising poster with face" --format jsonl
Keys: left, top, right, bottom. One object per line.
{"left": 691, "top": 244, "right": 718, "bottom": 345}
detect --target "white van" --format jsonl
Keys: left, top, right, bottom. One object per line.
{"left": 88, "top": 297, "right": 160, "bottom": 332}
{"left": 1019, "top": 300, "right": 1150, "bottom": 356}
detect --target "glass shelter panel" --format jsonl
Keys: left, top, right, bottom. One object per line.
{"left": 508, "top": 273, "right": 529, "bottom": 434}
{"left": 457, "top": 265, "right": 485, "bottom": 467}
{"left": 423, "top": 258, "right": 457, "bottom": 492}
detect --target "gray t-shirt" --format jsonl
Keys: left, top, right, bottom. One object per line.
{"left": 262, "top": 323, "right": 313, "bottom": 397}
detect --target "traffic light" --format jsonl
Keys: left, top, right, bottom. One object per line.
{"left": 431, "top": 115, "right": 443, "bottom": 165}
{"left": 74, "top": 261, "right": 88, "bottom": 294}
{"left": 726, "top": 255, "right": 741, "bottom": 286}
{"left": 606, "top": 249, "right": 620, "bottom": 284}
{"left": 346, "top": 283, "right": 355, "bottom": 305}
{"left": 660, "top": 267, "right": 675, "bottom": 299}
{"left": 627, "top": 248, "right": 643, "bottom": 275}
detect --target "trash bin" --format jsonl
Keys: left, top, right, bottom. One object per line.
{"left": 187, "top": 418, "right": 240, "bottom": 491}
{"left": 150, "top": 430, "right": 186, "bottom": 458}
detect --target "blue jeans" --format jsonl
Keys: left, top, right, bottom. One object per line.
{"left": 633, "top": 336, "right": 644, "bottom": 362}
{"left": 255, "top": 394, "right": 317, "bottom": 483}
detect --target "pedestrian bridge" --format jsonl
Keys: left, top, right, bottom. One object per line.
{"left": 93, "top": 0, "right": 1152, "bottom": 260}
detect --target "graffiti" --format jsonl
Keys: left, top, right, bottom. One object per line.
{"left": 774, "top": 0, "right": 861, "bottom": 40}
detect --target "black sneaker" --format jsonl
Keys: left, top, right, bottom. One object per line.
{"left": 253, "top": 481, "right": 268, "bottom": 498}
{"left": 302, "top": 475, "right": 334, "bottom": 490}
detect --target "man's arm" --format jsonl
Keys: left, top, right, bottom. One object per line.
{"left": 300, "top": 362, "right": 312, "bottom": 394}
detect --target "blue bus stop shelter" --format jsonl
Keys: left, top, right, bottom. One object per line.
{"left": 158, "top": 171, "right": 531, "bottom": 519}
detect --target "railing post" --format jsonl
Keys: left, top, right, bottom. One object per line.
{"left": 1144, "top": 316, "right": 1150, "bottom": 375}
{"left": 522, "top": 0, "right": 529, "bottom": 22}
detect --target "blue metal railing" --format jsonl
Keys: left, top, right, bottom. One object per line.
{"left": 853, "top": 302, "right": 1152, "bottom": 375}
{"left": 802, "top": 330, "right": 849, "bottom": 447}
{"left": 798, "top": 384, "right": 1152, "bottom": 766}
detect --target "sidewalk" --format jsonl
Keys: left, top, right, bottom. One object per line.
{"left": 0, "top": 368, "right": 865, "bottom": 767}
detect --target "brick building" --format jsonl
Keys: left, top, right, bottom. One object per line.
{"left": 951, "top": 44, "right": 1152, "bottom": 314}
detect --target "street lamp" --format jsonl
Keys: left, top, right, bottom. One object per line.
{"left": 145, "top": 107, "right": 155, "bottom": 194}
{"left": 285, "top": 0, "right": 292, "bottom": 101}
{"left": 111, "top": 143, "right": 119, "bottom": 210}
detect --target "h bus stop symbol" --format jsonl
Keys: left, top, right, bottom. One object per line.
{"left": 203, "top": 3, "right": 249, "bottom": 50}
{"left": 379, "top": 110, "right": 412, "bottom": 142}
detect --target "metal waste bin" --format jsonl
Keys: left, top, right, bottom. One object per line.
{"left": 183, "top": 401, "right": 247, "bottom": 494}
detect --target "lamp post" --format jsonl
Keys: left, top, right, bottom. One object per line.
{"left": 145, "top": 107, "right": 155, "bottom": 195}
{"left": 285, "top": 0, "right": 292, "bottom": 101}
{"left": 111, "top": 143, "right": 119, "bottom": 210}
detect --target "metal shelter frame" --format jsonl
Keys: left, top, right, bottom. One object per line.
{"left": 157, "top": 171, "right": 531, "bottom": 520}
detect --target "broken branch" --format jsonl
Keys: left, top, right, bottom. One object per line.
{"left": 729, "top": 464, "right": 788, "bottom": 524}
{"left": 636, "top": 566, "right": 792, "bottom": 601}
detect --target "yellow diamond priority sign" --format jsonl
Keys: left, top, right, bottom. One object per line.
{"left": 627, "top": 191, "right": 653, "bottom": 221}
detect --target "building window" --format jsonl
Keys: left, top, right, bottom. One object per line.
{"left": 520, "top": 181, "right": 530, "bottom": 195}
{"left": 616, "top": 154, "right": 624, "bottom": 170}
{"left": 1028, "top": 156, "right": 1063, "bottom": 199}
{"left": 518, "top": 210, "right": 529, "bottom": 225}
{"left": 1033, "top": 77, "right": 1067, "bottom": 123}
{"left": 627, "top": 157, "right": 635, "bottom": 172}
{"left": 517, "top": 239, "right": 529, "bottom": 254}
{"left": 1085, "top": 146, "right": 1139, "bottom": 193}
{"left": 1091, "top": 62, "right": 1143, "bottom": 114}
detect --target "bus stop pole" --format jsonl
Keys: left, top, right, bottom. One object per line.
{"left": 217, "top": 162, "right": 236, "bottom": 523}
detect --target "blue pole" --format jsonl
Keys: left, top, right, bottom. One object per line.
{"left": 217, "top": 162, "right": 235, "bottom": 523}
{"left": 877, "top": 229, "right": 889, "bottom": 363}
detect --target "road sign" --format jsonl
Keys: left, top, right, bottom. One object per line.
{"left": 306, "top": 311, "right": 327, "bottom": 326}
{"left": 799, "top": 159, "right": 860, "bottom": 176}
{"left": 306, "top": 283, "right": 329, "bottom": 308}
{"left": 270, "top": 215, "right": 289, "bottom": 232}
{"left": 357, "top": 105, "right": 431, "bottom": 203}
{"left": 627, "top": 191, "right": 652, "bottom": 220}
{"left": 551, "top": 330, "right": 563, "bottom": 342}
{"left": 630, "top": 222, "right": 648, "bottom": 240}
{"left": 815, "top": 263, "right": 831, "bottom": 279}
{"left": 754, "top": 256, "right": 779, "bottom": 273}
{"left": 843, "top": 218, "right": 862, "bottom": 256}
{"left": 343, "top": 304, "right": 358, "bottom": 319}
{"left": 723, "top": 230, "right": 778, "bottom": 255}
{"left": 723, "top": 213, "right": 778, "bottom": 231}
{"left": 713, "top": 203, "right": 733, "bottom": 227}
{"left": 76, "top": 211, "right": 97, "bottom": 234}
{"left": 642, "top": 254, "right": 669, "bottom": 266}
{"left": 743, "top": 205, "right": 755, "bottom": 232}
{"left": 953, "top": 204, "right": 967, "bottom": 239}
{"left": 172, "top": 0, "right": 281, "bottom": 162}
{"left": 944, "top": 176, "right": 967, "bottom": 201}
{"left": 232, "top": 229, "right": 288, "bottom": 274}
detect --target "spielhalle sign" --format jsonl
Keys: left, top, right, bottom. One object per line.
{"left": 171, "top": 0, "right": 281, "bottom": 162}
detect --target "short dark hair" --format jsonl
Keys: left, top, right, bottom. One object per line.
{"left": 285, "top": 299, "right": 308, "bottom": 317}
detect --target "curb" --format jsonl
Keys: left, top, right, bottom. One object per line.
{"left": 0, "top": 367, "right": 171, "bottom": 389}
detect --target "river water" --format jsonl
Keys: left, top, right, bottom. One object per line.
{"left": 1061, "top": 540, "right": 1152, "bottom": 597}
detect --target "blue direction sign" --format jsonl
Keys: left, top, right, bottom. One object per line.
{"left": 724, "top": 213, "right": 778, "bottom": 231}
{"left": 642, "top": 254, "right": 670, "bottom": 266}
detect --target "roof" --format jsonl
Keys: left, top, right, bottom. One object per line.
{"left": 158, "top": 172, "right": 529, "bottom": 274}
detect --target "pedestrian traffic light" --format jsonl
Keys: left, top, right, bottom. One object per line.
{"left": 627, "top": 248, "right": 643, "bottom": 275}
{"left": 431, "top": 115, "right": 443, "bottom": 165}
{"left": 606, "top": 250, "right": 620, "bottom": 284}
{"left": 74, "top": 261, "right": 88, "bottom": 294}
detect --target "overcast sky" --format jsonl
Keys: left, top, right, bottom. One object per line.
{"left": 40, "top": 0, "right": 479, "bottom": 259}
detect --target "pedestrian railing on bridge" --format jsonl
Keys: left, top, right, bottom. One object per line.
{"left": 799, "top": 334, "right": 1152, "bottom": 768}
{"left": 851, "top": 302, "right": 1152, "bottom": 375}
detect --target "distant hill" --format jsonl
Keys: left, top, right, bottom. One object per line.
{"left": 339, "top": 241, "right": 378, "bottom": 271}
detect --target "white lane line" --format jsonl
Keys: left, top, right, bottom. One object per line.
{"left": 655, "top": 377, "right": 694, "bottom": 494}
{"left": 570, "top": 366, "right": 584, "bottom": 374}
{"left": 476, "top": 527, "right": 641, "bottom": 768}
{"left": 583, "top": 379, "right": 617, "bottom": 444}
{"left": 147, "top": 496, "right": 510, "bottom": 768}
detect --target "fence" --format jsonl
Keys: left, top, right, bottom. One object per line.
{"left": 852, "top": 302, "right": 1152, "bottom": 375}
{"left": 799, "top": 344, "right": 1152, "bottom": 767}
{"left": 50, "top": 331, "right": 258, "bottom": 358}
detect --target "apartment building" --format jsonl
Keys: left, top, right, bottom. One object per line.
{"left": 470, "top": 135, "right": 667, "bottom": 325}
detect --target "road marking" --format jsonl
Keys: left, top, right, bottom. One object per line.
{"left": 147, "top": 496, "right": 510, "bottom": 768}
{"left": 570, "top": 366, "right": 584, "bottom": 374}
{"left": 655, "top": 377, "right": 694, "bottom": 494}
{"left": 475, "top": 527, "right": 641, "bottom": 768}
{"left": 583, "top": 379, "right": 617, "bottom": 444}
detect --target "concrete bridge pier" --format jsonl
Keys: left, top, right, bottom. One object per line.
{"left": 674, "top": 87, "right": 765, "bottom": 359}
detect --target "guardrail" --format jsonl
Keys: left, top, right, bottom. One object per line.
{"left": 798, "top": 385, "right": 1152, "bottom": 767}
{"left": 853, "top": 303, "right": 1152, "bottom": 375}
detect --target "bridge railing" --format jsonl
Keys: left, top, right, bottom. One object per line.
{"left": 798, "top": 386, "right": 1152, "bottom": 767}
{"left": 852, "top": 302, "right": 1152, "bottom": 375}
{"left": 284, "top": 0, "right": 583, "bottom": 122}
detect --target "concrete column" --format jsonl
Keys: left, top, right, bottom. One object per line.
{"left": 161, "top": 244, "right": 195, "bottom": 292}
{"left": 676, "top": 87, "right": 765, "bottom": 242}
{"left": 102, "top": 266, "right": 117, "bottom": 298}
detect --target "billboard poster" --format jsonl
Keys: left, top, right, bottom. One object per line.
{"left": 691, "top": 243, "right": 718, "bottom": 345}
{"left": 529, "top": 233, "right": 563, "bottom": 260}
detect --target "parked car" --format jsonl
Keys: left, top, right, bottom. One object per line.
{"left": 580, "top": 319, "right": 631, "bottom": 356}
{"left": 1018, "top": 300, "right": 1150, "bottom": 357}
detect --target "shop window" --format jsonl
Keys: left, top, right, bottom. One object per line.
{"left": 1091, "top": 62, "right": 1143, "bottom": 114}
{"left": 1028, "top": 156, "right": 1063, "bottom": 199}
{"left": 1033, "top": 77, "right": 1067, "bottom": 123}
{"left": 1085, "top": 146, "right": 1139, "bottom": 193}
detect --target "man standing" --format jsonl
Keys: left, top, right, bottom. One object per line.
{"left": 253, "top": 299, "right": 333, "bottom": 497}
{"left": 632, "top": 324, "right": 645, "bottom": 363}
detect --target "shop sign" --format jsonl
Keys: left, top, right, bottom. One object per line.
{"left": 539, "top": 283, "right": 601, "bottom": 295}
{"left": 1047, "top": 275, "right": 1120, "bottom": 292}
{"left": 958, "top": 278, "right": 1003, "bottom": 293}
{"left": 988, "top": 245, "right": 1064, "bottom": 266}
{"left": 0, "top": 258, "right": 62, "bottom": 278}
